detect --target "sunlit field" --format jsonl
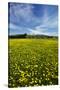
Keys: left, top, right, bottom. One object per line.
{"left": 8, "top": 38, "right": 58, "bottom": 87}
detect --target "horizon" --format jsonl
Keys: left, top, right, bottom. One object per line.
{"left": 9, "top": 33, "right": 58, "bottom": 37}
{"left": 8, "top": 3, "right": 58, "bottom": 36}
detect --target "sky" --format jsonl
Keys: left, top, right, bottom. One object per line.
{"left": 8, "top": 3, "right": 58, "bottom": 36}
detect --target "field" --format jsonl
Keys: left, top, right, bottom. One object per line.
{"left": 8, "top": 38, "right": 58, "bottom": 87}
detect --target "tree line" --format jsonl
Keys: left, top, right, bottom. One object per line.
{"left": 9, "top": 33, "right": 58, "bottom": 39}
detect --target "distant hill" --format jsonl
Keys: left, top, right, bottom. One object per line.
{"left": 9, "top": 33, "right": 58, "bottom": 39}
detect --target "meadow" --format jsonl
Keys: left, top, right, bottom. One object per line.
{"left": 8, "top": 38, "right": 58, "bottom": 87}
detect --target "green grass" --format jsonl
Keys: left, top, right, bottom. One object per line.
{"left": 8, "top": 38, "right": 58, "bottom": 87}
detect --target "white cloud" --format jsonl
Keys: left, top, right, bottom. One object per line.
{"left": 9, "top": 23, "right": 20, "bottom": 30}
{"left": 28, "top": 28, "right": 41, "bottom": 35}
{"left": 9, "top": 3, "right": 58, "bottom": 36}
{"left": 13, "top": 4, "right": 35, "bottom": 23}
{"left": 10, "top": 3, "right": 43, "bottom": 24}
{"left": 28, "top": 13, "right": 58, "bottom": 36}
{"left": 28, "top": 28, "right": 58, "bottom": 36}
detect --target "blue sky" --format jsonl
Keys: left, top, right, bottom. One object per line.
{"left": 8, "top": 3, "right": 58, "bottom": 36}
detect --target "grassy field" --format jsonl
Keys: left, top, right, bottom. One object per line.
{"left": 8, "top": 38, "right": 58, "bottom": 87}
